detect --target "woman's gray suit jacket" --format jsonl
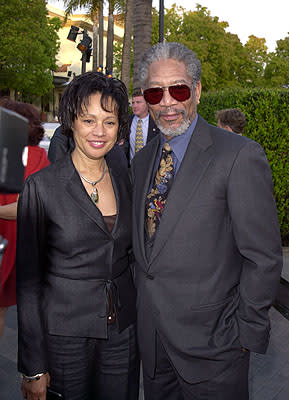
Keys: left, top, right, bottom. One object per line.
{"left": 16, "top": 153, "right": 136, "bottom": 376}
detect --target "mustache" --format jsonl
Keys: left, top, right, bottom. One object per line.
{"left": 156, "top": 109, "right": 185, "bottom": 118}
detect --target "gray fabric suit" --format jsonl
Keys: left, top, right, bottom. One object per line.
{"left": 119, "top": 114, "right": 160, "bottom": 164}
{"left": 131, "top": 115, "right": 282, "bottom": 384}
{"left": 16, "top": 153, "right": 137, "bottom": 376}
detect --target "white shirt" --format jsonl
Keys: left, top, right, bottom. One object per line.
{"left": 129, "top": 114, "right": 149, "bottom": 161}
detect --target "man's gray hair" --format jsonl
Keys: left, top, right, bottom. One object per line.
{"left": 138, "top": 42, "right": 202, "bottom": 88}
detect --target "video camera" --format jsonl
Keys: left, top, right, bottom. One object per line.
{"left": 0, "top": 106, "right": 28, "bottom": 193}
{"left": 0, "top": 106, "right": 28, "bottom": 262}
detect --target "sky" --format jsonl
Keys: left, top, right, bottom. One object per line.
{"left": 48, "top": 0, "right": 289, "bottom": 52}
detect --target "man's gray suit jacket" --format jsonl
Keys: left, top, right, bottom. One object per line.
{"left": 131, "top": 115, "right": 283, "bottom": 384}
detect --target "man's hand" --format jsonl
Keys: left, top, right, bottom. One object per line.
{"left": 21, "top": 373, "right": 50, "bottom": 400}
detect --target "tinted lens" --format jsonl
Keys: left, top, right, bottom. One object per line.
{"left": 143, "top": 87, "right": 164, "bottom": 105}
{"left": 169, "top": 85, "right": 191, "bottom": 102}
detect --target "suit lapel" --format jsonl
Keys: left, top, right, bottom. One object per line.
{"left": 147, "top": 115, "right": 159, "bottom": 143}
{"left": 149, "top": 117, "right": 214, "bottom": 266}
{"left": 134, "top": 135, "right": 161, "bottom": 265}
{"left": 64, "top": 155, "right": 111, "bottom": 237}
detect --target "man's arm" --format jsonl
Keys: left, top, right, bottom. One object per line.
{"left": 48, "top": 126, "right": 74, "bottom": 163}
{"left": 228, "top": 141, "right": 283, "bottom": 353}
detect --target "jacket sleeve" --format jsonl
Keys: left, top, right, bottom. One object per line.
{"left": 16, "top": 175, "right": 48, "bottom": 375}
{"left": 228, "top": 141, "right": 283, "bottom": 353}
{"left": 48, "top": 126, "right": 73, "bottom": 163}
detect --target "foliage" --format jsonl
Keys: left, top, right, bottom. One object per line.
{"left": 113, "top": 40, "right": 123, "bottom": 79}
{"left": 198, "top": 88, "right": 289, "bottom": 244}
{"left": 152, "top": 3, "right": 289, "bottom": 91}
{"left": 244, "top": 35, "right": 268, "bottom": 86}
{"left": 0, "top": 0, "right": 61, "bottom": 97}
{"left": 264, "top": 36, "right": 289, "bottom": 88}
{"left": 113, "top": 40, "right": 134, "bottom": 94}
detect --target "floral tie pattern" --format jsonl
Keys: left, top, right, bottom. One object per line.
{"left": 146, "top": 142, "right": 174, "bottom": 238}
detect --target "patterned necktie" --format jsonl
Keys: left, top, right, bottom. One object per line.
{"left": 135, "top": 119, "right": 144, "bottom": 153}
{"left": 146, "top": 142, "right": 174, "bottom": 238}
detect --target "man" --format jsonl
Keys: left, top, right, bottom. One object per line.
{"left": 121, "top": 88, "right": 159, "bottom": 163}
{"left": 47, "top": 125, "right": 74, "bottom": 162}
{"left": 216, "top": 108, "right": 246, "bottom": 135}
{"left": 131, "top": 42, "right": 282, "bottom": 400}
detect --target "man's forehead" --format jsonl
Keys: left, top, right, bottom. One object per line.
{"left": 147, "top": 59, "right": 191, "bottom": 85}
{"left": 132, "top": 96, "right": 145, "bottom": 102}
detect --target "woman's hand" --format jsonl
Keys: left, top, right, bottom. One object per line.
{"left": 0, "top": 201, "right": 18, "bottom": 220}
{"left": 21, "top": 373, "right": 50, "bottom": 400}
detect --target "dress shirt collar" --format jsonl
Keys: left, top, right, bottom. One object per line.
{"left": 159, "top": 114, "right": 198, "bottom": 167}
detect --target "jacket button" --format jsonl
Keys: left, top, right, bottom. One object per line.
{"left": 146, "top": 274, "right": 154, "bottom": 280}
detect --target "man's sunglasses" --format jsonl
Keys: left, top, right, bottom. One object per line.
{"left": 143, "top": 84, "right": 191, "bottom": 105}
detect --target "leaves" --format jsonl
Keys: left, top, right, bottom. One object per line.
{"left": 198, "top": 88, "right": 289, "bottom": 244}
{"left": 151, "top": 3, "right": 289, "bottom": 91}
{"left": 0, "top": 0, "right": 60, "bottom": 97}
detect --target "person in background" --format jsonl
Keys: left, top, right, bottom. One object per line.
{"left": 16, "top": 72, "right": 139, "bottom": 400}
{"left": 0, "top": 98, "right": 50, "bottom": 337}
{"left": 131, "top": 41, "right": 282, "bottom": 400}
{"left": 216, "top": 108, "right": 246, "bottom": 135}
{"left": 47, "top": 124, "right": 74, "bottom": 162}
{"left": 122, "top": 88, "right": 159, "bottom": 164}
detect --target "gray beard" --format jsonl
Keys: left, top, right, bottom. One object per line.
{"left": 155, "top": 110, "right": 191, "bottom": 137}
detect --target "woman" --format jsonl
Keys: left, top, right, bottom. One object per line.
{"left": 0, "top": 98, "right": 49, "bottom": 337}
{"left": 16, "top": 73, "right": 139, "bottom": 400}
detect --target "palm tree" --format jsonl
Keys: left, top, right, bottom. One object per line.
{"left": 106, "top": 0, "right": 124, "bottom": 73}
{"left": 106, "top": 0, "right": 115, "bottom": 73}
{"left": 98, "top": 0, "right": 104, "bottom": 68}
{"left": 133, "top": 0, "right": 153, "bottom": 88}
{"left": 121, "top": 0, "right": 133, "bottom": 90}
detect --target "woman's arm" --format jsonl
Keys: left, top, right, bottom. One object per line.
{"left": 16, "top": 175, "right": 48, "bottom": 376}
{"left": 0, "top": 201, "right": 18, "bottom": 220}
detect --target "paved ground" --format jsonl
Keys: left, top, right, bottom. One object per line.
{"left": 1, "top": 250, "right": 288, "bottom": 399}
{"left": 1, "top": 306, "right": 289, "bottom": 400}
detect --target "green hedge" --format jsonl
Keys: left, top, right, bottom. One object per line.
{"left": 198, "top": 88, "right": 289, "bottom": 245}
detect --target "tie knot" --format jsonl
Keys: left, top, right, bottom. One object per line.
{"left": 163, "top": 142, "right": 172, "bottom": 153}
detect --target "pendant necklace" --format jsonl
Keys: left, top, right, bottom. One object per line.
{"left": 77, "top": 162, "right": 107, "bottom": 204}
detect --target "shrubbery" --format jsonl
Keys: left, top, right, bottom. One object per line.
{"left": 198, "top": 88, "right": 289, "bottom": 245}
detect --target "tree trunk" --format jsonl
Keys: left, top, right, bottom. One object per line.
{"left": 98, "top": 0, "right": 104, "bottom": 69}
{"left": 106, "top": 0, "right": 114, "bottom": 73}
{"left": 92, "top": 10, "right": 98, "bottom": 71}
{"left": 133, "top": 0, "right": 153, "bottom": 88}
{"left": 121, "top": 0, "right": 134, "bottom": 91}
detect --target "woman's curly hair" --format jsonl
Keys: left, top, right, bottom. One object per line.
{"left": 58, "top": 72, "right": 129, "bottom": 141}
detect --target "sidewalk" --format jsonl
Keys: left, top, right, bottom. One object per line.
{"left": 1, "top": 305, "right": 289, "bottom": 399}
{"left": 0, "top": 306, "right": 22, "bottom": 399}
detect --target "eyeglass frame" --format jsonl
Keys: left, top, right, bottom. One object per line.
{"left": 143, "top": 81, "right": 197, "bottom": 105}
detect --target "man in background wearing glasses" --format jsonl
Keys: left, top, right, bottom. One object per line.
{"left": 131, "top": 42, "right": 282, "bottom": 400}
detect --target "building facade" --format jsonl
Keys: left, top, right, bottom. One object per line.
{"left": 44, "top": 4, "right": 124, "bottom": 121}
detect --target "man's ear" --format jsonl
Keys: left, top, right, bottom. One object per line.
{"left": 195, "top": 81, "right": 202, "bottom": 104}
{"left": 225, "top": 125, "right": 233, "bottom": 132}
